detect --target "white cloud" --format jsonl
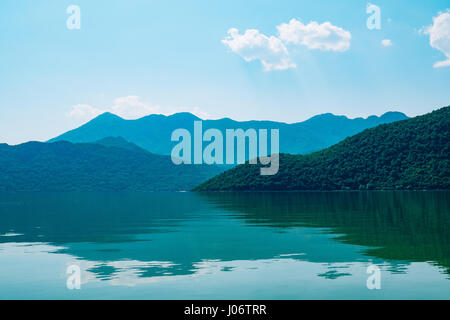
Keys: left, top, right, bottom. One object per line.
{"left": 67, "top": 104, "right": 104, "bottom": 121}
{"left": 181, "top": 106, "right": 210, "bottom": 119}
{"left": 68, "top": 96, "right": 159, "bottom": 121}
{"left": 68, "top": 97, "right": 211, "bottom": 122}
{"left": 222, "top": 28, "right": 296, "bottom": 71}
{"left": 424, "top": 10, "right": 450, "bottom": 68}
{"left": 222, "top": 19, "right": 351, "bottom": 71}
{"left": 434, "top": 59, "right": 450, "bottom": 68}
{"left": 381, "top": 39, "right": 393, "bottom": 47}
{"left": 277, "top": 19, "right": 351, "bottom": 52}
{"left": 110, "top": 96, "right": 159, "bottom": 119}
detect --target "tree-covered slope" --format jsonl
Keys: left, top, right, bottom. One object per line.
{"left": 0, "top": 138, "right": 223, "bottom": 192}
{"left": 195, "top": 106, "right": 450, "bottom": 191}
{"left": 49, "top": 111, "right": 408, "bottom": 157}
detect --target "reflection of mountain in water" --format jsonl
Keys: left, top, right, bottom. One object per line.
{"left": 200, "top": 191, "right": 450, "bottom": 275}
{"left": 0, "top": 191, "right": 449, "bottom": 281}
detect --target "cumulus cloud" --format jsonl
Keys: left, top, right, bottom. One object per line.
{"left": 162, "top": 105, "right": 211, "bottom": 119}
{"left": 110, "top": 96, "right": 159, "bottom": 119}
{"left": 381, "top": 39, "right": 393, "bottom": 47}
{"left": 67, "top": 104, "right": 103, "bottom": 121}
{"left": 68, "top": 96, "right": 159, "bottom": 121}
{"left": 277, "top": 19, "right": 351, "bottom": 52}
{"left": 222, "top": 28, "right": 296, "bottom": 71}
{"left": 424, "top": 10, "right": 450, "bottom": 68}
{"left": 68, "top": 97, "right": 211, "bottom": 122}
{"left": 221, "top": 19, "right": 351, "bottom": 70}
{"left": 182, "top": 106, "right": 210, "bottom": 119}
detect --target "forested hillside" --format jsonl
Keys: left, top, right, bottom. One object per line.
{"left": 195, "top": 106, "right": 449, "bottom": 191}
{"left": 0, "top": 138, "right": 222, "bottom": 192}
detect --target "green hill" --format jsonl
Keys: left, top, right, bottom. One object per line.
{"left": 49, "top": 111, "right": 408, "bottom": 158}
{"left": 195, "top": 106, "right": 450, "bottom": 191}
{"left": 0, "top": 138, "right": 223, "bottom": 192}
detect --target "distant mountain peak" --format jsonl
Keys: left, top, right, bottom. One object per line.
{"left": 379, "top": 111, "right": 409, "bottom": 120}
{"left": 167, "top": 112, "right": 201, "bottom": 121}
{"left": 307, "top": 112, "right": 408, "bottom": 123}
{"left": 309, "top": 113, "right": 339, "bottom": 119}
{"left": 96, "top": 112, "right": 123, "bottom": 120}
{"left": 82, "top": 112, "right": 124, "bottom": 126}
{"left": 136, "top": 112, "right": 201, "bottom": 122}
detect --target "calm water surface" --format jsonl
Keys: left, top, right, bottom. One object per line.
{"left": 0, "top": 192, "right": 449, "bottom": 299}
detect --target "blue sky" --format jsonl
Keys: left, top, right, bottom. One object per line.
{"left": 0, "top": 0, "right": 449, "bottom": 144}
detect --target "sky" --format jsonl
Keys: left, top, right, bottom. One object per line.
{"left": 0, "top": 0, "right": 449, "bottom": 145}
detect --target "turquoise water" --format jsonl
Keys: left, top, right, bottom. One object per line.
{"left": 0, "top": 191, "right": 449, "bottom": 299}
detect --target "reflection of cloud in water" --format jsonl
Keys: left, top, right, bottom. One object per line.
{"left": 0, "top": 242, "right": 65, "bottom": 254}
{"left": 1, "top": 192, "right": 449, "bottom": 296}
{"left": 78, "top": 257, "right": 359, "bottom": 287}
{"left": 2, "top": 241, "right": 450, "bottom": 299}
{"left": 0, "top": 232, "right": 24, "bottom": 237}
{"left": 75, "top": 257, "right": 429, "bottom": 289}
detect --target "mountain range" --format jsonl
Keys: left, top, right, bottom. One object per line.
{"left": 50, "top": 111, "right": 408, "bottom": 157}
{"left": 195, "top": 106, "right": 450, "bottom": 191}
{"left": 0, "top": 137, "right": 223, "bottom": 192}
{"left": 0, "top": 109, "right": 426, "bottom": 192}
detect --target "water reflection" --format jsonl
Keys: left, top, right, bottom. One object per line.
{"left": 0, "top": 191, "right": 449, "bottom": 296}
{"left": 201, "top": 192, "right": 450, "bottom": 276}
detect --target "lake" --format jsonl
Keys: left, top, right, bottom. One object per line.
{"left": 0, "top": 191, "right": 449, "bottom": 299}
